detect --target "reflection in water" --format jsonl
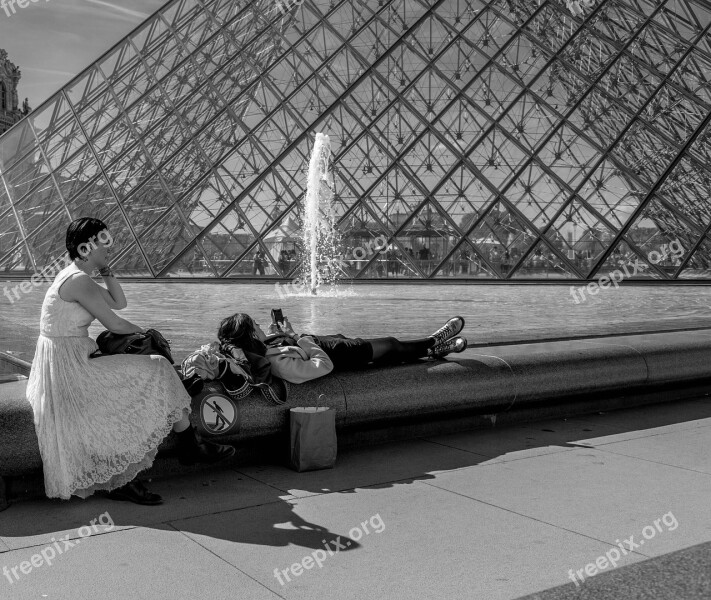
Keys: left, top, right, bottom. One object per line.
{"left": 1, "top": 282, "right": 710, "bottom": 361}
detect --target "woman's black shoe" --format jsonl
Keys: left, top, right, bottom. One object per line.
{"left": 107, "top": 480, "right": 163, "bottom": 505}
{"left": 176, "top": 425, "right": 236, "bottom": 466}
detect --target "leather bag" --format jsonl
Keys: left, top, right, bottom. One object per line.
{"left": 95, "top": 328, "right": 174, "bottom": 364}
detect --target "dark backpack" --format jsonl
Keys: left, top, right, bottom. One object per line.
{"left": 95, "top": 328, "right": 174, "bottom": 364}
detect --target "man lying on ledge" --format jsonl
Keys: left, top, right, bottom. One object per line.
{"left": 216, "top": 313, "right": 467, "bottom": 384}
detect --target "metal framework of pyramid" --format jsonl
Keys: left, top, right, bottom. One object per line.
{"left": 1, "top": 0, "right": 711, "bottom": 281}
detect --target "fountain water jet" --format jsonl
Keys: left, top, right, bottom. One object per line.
{"left": 300, "top": 133, "right": 342, "bottom": 294}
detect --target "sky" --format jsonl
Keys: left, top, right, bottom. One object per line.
{"left": 0, "top": 0, "right": 167, "bottom": 110}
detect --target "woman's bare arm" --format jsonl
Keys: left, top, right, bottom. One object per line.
{"left": 60, "top": 273, "right": 144, "bottom": 334}
{"left": 95, "top": 271, "right": 128, "bottom": 310}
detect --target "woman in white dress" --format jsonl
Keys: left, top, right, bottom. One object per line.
{"left": 26, "top": 218, "right": 234, "bottom": 505}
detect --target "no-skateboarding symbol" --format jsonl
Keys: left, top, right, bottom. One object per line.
{"left": 198, "top": 383, "right": 240, "bottom": 435}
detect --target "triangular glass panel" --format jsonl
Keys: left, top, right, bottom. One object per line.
{"left": 111, "top": 63, "right": 155, "bottom": 111}
{"left": 27, "top": 95, "right": 74, "bottom": 153}
{"left": 104, "top": 143, "right": 153, "bottom": 200}
{"left": 160, "top": 140, "right": 210, "bottom": 201}
{"left": 161, "top": 241, "right": 217, "bottom": 278}
{"left": 141, "top": 111, "right": 191, "bottom": 167}
{"left": 656, "top": 160, "right": 711, "bottom": 233}
{"left": 54, "top": 147, "right": 103, "bottom": 206}
{"left": 0, "top": 121, "right": 36, "bottom": 174}
{"left": 2, "top": 148, "right": 50, "bottom": 202}
{"left": 395, "top": 202, "right": 460, "bottom": 277}
{"left": 24, "top": 212, "right": 73, "bottom": 270}
{"left": 123, "top": 87, "right": 169, "bottom": 135}
{"left": 625, "top": 194, "right": 702, "bottom": 268}
{"left": 466, "top": 200, "right": 538, "bottom": 277}
{"left": 355, "top": 246, "right": 422, "bottom": 280}
{"left": 223, "top": 242, "right": 274, "bottom": 278}
{"left": 406, "top": 68, "right": 454, "bottom": 122}
{"left": 262, "top": 208, "right": 303, "bottom": 277}
{"left": 612, "top": 122, "right": 676, "bottom": 187}
{"left": 39, "top": 116, "right": 88, "bottom": 170}
{"left": 195, "top": 29, "right": 237, "bottom": 80}
{"left": 172, "top": 0, "right": 204, "bottom": 29}
{"left": 513, "top": 240, "right": 578, "bottom": 280}
{"left": 468, "top": 125, "right": 530, "bottom": 190}
{"left": 238, "top": 182, "right": 284, "bottom": 236}
{"left": 362, "top": 171, "right": 423, "bottom": 233}
{"left": 501, "top": 93, "right": 560, "bottom": 152}
{"left": 193, "top": 111, "right": 242, "bottom": 168}
{"left": 593, "top": 239, "right": 662, "bottom": 280}
{"left": 433, "top": 96, "right": 490, "bottom": 155}
{"left": 198, "top": 208, "right": 257, "bottom": 277}
{"left": 97, "top": 42, "right": 129, "bottom": 83}
{"left": 141, "top": 206, "right": 198, "bottom": 274}
{"left": 121, "top": 174, "right": 175, "bottom": 236}
{"left": 110, "top": 242, "right": 153, "bottom": 277}
{"left": 401, "top": 133, "right": 457, "bottom": 193}
{"left": 509, "top": 162, "right": 568, "bottom": 231}
{"left": 461, "top": 8, "right": 518, "bottom": 57}
{"left": 432, "top": 240, "right": 498, "bottom": 280}
{"left": 65, "top": 67, "right": 107, "bottom": 113}
{"left": 534, "top": 124, "right": 597, "bottom": 190}
{"left": 177, "top": 171, "right": 235, "bottom": 231}
{"left": 337, "top": 203, "right": 390, "bottom": 278}
{"left": 12, "top": 176, "right": 67, "bottom": 236}
{"left": 678, "top": 236, "right": 711, "bottom": 280}
{"left": 0, "top": 207, "right": 24, "bottom": 266}
{"left": 544, "top": 199, "right": 616, "bottom": 274}
{"left": 0, "top": 244, "right": 32, "bottom": 275}
{"left": 579, "top": 159, "right": 646, "bottom": 231}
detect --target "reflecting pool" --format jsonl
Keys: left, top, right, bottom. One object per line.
{"left": 1, "top": 282, "right": 710, "bottom": 362}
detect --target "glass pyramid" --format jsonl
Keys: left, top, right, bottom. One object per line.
{"left": 1, "top": 0, "right": 711, "bottom": 280}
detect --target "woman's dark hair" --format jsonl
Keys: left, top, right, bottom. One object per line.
{"left": 66, "top": 217, "right": 109, "bottom": 261}
{"left": 217, "top": 313, "right": 266, "bottom": 356}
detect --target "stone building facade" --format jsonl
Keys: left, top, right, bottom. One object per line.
{"left": 0, "top": 49, "right": 29, "bottom": 137}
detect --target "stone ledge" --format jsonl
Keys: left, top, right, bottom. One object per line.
{"left": 0, "top": 352, "right": 31, "bottom": 377}
{"left": 2, "top": 329, "right": 711, "bottom": 486}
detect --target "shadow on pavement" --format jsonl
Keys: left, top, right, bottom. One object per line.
{"left": 1, "top": 397, "right": 710, "bottom": 555}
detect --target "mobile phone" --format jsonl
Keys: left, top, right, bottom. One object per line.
{"left": 271, "top": 308, "right": 284, "bottom": 324}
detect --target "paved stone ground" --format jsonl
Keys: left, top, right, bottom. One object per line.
{"left": 1, "top": 396, "right": 710, "bottom": 599}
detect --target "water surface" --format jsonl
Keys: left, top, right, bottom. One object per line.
{"left": 2, "top": 281, "right": 710, "bottom": 362}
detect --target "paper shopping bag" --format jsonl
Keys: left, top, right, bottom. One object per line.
{"left": 289, "top": 407, "right": 337, "bottom": 472}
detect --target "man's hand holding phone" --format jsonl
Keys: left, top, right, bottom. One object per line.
{"left": 269, "top": 308, "right": 297, "bottom": 339}
{"left": 281, "top": 318, "right": 296, "bottom": 336}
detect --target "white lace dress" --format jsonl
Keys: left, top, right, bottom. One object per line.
{"left": 26, "top": 263, "right": 191, "bottom": 500}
